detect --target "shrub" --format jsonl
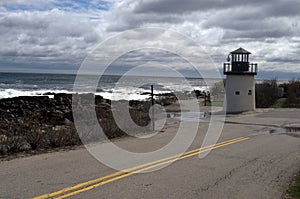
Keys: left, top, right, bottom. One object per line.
{"left": 255, "top": 79, "right": 278, "bottom": 108}
{"left": 283, "top": 80, "right": 300, "bottom": 108}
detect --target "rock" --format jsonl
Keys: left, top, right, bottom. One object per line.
{"left": 64, "top": 118, "right": 73, "bottom": 125}
{"left": 95, "top": 95, "right": 104, "bottom": 104}
{"left": 155, "top": 95, "right": 177, "bottom": 106}
{"left": 43, "top": 92, "right": 56, "bottom": 95}
{"left": 54, "top": 93, "right": 72, "bottom": 106}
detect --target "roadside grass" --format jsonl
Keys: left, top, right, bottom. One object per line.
{"left": 271, "top": 98, "right": 287, "bottom": 108}
{"left": 205, "top": 101, "right": 224, "bottom": 107}
{"left": 287, "top": 171, "right": 300, "bottom": 199}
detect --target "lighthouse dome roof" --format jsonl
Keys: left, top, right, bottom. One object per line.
{"left": 231, "top": 47, "right": 251, "bottom": 54}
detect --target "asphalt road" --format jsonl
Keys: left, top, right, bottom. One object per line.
{"left": 1, "top": 108, "right": 300, "bottom": 199}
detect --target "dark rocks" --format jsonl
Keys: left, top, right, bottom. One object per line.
{"left": 0, "top": 92, "right": 179, "bottom": 155}
{"left": 54, "top": 93, "right": 72, "bottom": 105}
{"left": 43, "top": 92, "right": 56, "bottom": 96}
{"left": 155, "top": 93, "right": 177, "bottom": 106}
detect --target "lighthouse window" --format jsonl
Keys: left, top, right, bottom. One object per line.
{"left": 248, "top": 90, "right": 252, "bottom": 95}
{"left": 235, "top": 91, "right": 240, "bottom": 95}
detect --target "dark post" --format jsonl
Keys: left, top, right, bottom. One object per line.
{"left": 151, "top": 85, "right": 155, "bottom": 131}
{"left": 151, "top": 85, "right": 154, "bottom": 106}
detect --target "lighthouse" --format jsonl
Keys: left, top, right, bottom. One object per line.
{"left": 223, "top": 48, "right": 258, "bottom": 113}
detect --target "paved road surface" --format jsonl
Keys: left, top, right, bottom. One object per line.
{"left": 0, "top": 109, "right": 300, "bottom": 199}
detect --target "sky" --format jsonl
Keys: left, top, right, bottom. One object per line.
{"left": 0, "top": 0, "right": 300, "bottom": 79}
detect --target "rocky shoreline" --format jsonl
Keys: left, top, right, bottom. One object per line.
{"left": 0, "top": 93, "right": 177, "bottom": 156}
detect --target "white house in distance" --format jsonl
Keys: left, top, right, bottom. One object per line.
{"left": 223, "top": 48, "right": 258, "bottom": 113}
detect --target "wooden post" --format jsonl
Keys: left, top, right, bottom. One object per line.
{"left": 151, "top": 85, "right": 155, "bottom": 131}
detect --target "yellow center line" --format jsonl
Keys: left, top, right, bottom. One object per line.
{"left": 54, "top": 137, "right": 249, "bottom": 199}
{"left": 33, "top": 137, "right": 249, "bottom": 199}
{"left": 34, "top": 137, "right": 245, "bottom": 199}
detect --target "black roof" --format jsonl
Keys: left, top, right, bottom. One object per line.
{"left": 231, "top": 47, "right": 251, "bottom": 54}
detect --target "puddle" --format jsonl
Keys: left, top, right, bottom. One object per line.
{"left": 166, "top": 111, "right": 209, "bottom": 123}
{"left": 266, "top": 126, "right": 300, "bottom": 137}
{"left": 249, "top": 124, "right": 300, "bottom": 138}
{"left": 285, "top": 126, "right": 300, "bottom": 133}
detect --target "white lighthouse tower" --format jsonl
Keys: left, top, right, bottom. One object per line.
{"left": 223, "top": 48, "right": 258, "bottom": 113}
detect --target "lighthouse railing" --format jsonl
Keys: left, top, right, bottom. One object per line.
{"left": 223, "top": 63, "right": 232, "bottom": 73}
{"left": 224, "top": 63, "right": 257, "bottom": 75}
{"left": 249, "top": 63, "right": 258, "bottom": 73}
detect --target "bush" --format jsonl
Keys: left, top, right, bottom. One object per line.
{"left": 283, "top": 80, "right": 300, "bottom": 108}
{"left": 255, "top": 79, "right": 278, "bottom": 108}
{"left": 45, "top": 126, "right": 80, "bottom": 148}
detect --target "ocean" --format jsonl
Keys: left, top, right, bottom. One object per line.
{"left": 0, "top": 72, "right": 213, "bottom": 100}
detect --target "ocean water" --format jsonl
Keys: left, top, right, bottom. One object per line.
{"left": 0, "top": 72, "right": 213, "bottom": 100}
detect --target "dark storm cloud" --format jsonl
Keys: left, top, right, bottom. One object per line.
{"left": 267, "top": 57, "right": 300, "bottom": 63}
{"left": 223, "top": 29, "right": 294, "bottom": 40}
{"left": 108, "top": 0, "right": 300, "bottom": 41}
{"left": 133, "top": 0, "right": 275, "bottom": 14}
{"left": 200, "top": 1, "right": 300, "bottom": 40}
{"left": 106, "top": 11, "right": 184, "bottom": 32}
{"left": 0, "top": 9, "right": 102, "bottom": 69}
{"left": 264, "top": 0, "right": 300, "bottom": 17}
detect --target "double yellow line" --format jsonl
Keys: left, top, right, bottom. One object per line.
{"left": 34, "top": 137, "right": 249, "bottom": 199}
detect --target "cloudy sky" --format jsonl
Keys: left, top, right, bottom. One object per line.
{"left": 0, "top": 0, "right": 300, "bottom": 79}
